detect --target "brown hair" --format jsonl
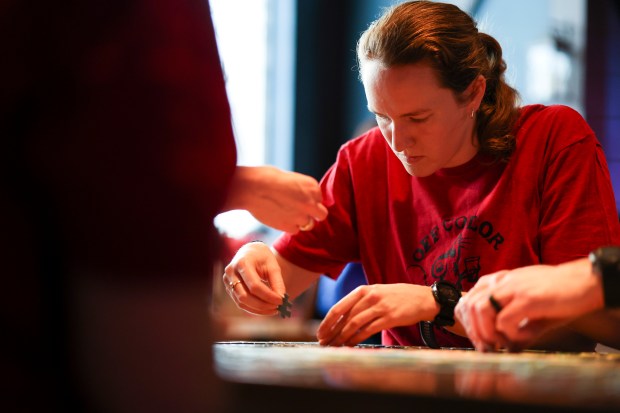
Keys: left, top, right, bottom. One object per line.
{"left": 357, "top": 0, "right": 519, "bottom": 160}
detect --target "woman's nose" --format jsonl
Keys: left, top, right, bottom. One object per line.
{"left": 390, "top": 122, "right": 412, "bottom": 153}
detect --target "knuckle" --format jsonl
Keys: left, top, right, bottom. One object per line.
{"left": 353, "top": 285, "right": 368, "bottom": 295}
{"left": 347, "top": 319, "right": 362, "bottom": 331}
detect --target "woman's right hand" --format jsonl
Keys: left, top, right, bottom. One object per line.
{"left": 223, "top": 241, "right": 287, "bottom": 315}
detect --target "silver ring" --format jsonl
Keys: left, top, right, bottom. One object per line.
{"left": 299, "top": 217, "right": 315, "bottom": 231}
{"left": 229, "top": 280, "right": 242, "bottom": 290}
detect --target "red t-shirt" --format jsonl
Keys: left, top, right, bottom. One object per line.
{"left": 274, "top": 104, "right": 620, "bottom": 348}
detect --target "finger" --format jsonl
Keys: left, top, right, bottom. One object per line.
{"left": 317, "top": 314, "right": 349, "bottom": 346}
{"left": 222, "top": 272, "right": 244, "bottom": 293}
{"left": 459, "top": 288, "right": 494, "bottom": 350}
{"left": 298, "top": 217, "right": 315, "bottom": 232}
{"left": 454, "top": 294, "right": 473, "bottom": 327}
{"left": 262, "top": 260, "right": 287, "bottom": 298}
{"left": 472, "top": 298, "right": 503, "bottom": 351}
{"left": 455, "top": 296, "right": 476, "bottom": 342}
{"left": 467, "top": 303, "right": 490, "bottom": 351}
{"left": 316, "top": 288, "right": 362, "bottom": 341}
{"left": 311, "top": 202, "right": 329, "bottom": 221}
{"left": 463, "top": 274, "right": 510, "bottom": 350}
{"left": 496, "top": 308, "right": 538, "bottom": 345}
{"left": 222, "top": 273, "right": 233, "bottom": 288}
{"left": 228, "top": 261, "right": 282, "bottom": 305}
{"left": 229, "top": 288, "right": 279, "bottom": 316}
{"left": 226, "top": 279, "right": 280, "bottom": 315}
{"left": 324, "top": 303, "right": 379, "bottom": 347}
{"left": 343, "top": 316, "right": 385, "bottom": 347}
{"left": 459, "top": 289, "right": 496, "bottom": 351}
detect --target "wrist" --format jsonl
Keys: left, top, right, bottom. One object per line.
{"left": 425, "top": 286, "right": 442, "bottom": 321}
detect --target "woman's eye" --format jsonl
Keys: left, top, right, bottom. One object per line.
{"left": 409, "top": 117, "right": 429, "bottom": 123}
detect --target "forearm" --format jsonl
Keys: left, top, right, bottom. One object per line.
{"left": 551, "top": 256, "right": 620, "bottom": 349}
{"left": 568, "top": 310, "right": 620, "bottom": 350}
{"left": 220, "top": 166, "right": 260, "bottom": 212}
{"left": 273, "top": 250, "right": 322, "bottom": 299}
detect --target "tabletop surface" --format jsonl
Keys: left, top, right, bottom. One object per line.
{"left": 214, "top": 341, "right": 620, "bottom": 412}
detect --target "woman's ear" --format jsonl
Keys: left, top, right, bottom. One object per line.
{"left": 468, "top": 74, "right": 486, "bottom": 109}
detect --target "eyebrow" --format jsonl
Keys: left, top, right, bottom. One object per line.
{"left": 400, "top": 109, "right": 432, "bottom": 117}
{"left": 367, "top": 106, "right": 432, "bottom": 118}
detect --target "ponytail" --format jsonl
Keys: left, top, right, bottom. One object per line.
{"left": 476, "top": 33, "right": 520, "bottom": 160}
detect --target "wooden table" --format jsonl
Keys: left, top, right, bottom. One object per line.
{"left": 214, "top": 341, "right": 620, "bottom": 413}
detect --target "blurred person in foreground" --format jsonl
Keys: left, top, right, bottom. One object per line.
{"left": 1, "top": 0, "right": 325, "bottom": 412}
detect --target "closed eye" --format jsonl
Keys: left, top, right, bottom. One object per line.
{"left": 409, "top": 116, "right": 430, "bottom": 123}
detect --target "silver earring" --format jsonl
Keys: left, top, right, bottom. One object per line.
{"left": 470, "top": 109, "right": 475, "bottom": 119}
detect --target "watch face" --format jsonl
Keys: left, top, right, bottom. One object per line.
{"left": 439, "top": 285, "right": 459, "bottom": 302}
{"left": 435, "top": 281, "right": 460, "bottom": 304}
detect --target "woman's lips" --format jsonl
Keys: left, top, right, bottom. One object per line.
{"left": 405, "top": 155, "right": 424, "bottom": 164}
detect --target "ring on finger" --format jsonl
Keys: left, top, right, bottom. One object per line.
{"left": 299, "top": 217, "right": 315, "bottom": 232}
{"left": 488, "top": 294, "right": 503, "bottom": 313}
{"left": 229, "top": 280, "right": 242, "bottom": 291}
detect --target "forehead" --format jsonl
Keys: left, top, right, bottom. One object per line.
{"left": 361, "top": 60, "right": 449, "bottom": 112}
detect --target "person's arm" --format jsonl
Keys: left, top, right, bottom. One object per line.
{"left": 566, "top": 247, "right": 620, "bottom": 349}
{"left": 221, "top": 166, "right": 328, "bottom": 234}
{"left": 534, "top": 117, "right": 620, "bottom": 349}
{"left": 454, "top": 258, "right": 619, "bottom": 351}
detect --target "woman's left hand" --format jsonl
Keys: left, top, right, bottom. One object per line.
{"left": 316, "top": 283, "right": 437, "bottom": 346}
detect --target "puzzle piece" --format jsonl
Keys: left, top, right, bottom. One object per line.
{"left": 276, "top": 293, "right": 292, "bottom": 318}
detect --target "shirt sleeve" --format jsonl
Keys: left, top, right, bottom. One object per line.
{"left": 538, "top": 109, "right": 620, "bottom": 265}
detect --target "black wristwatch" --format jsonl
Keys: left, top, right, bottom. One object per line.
{"left": 431, "top": 280, "right": 462, "bottom": 326}
{"left": 589, "top": 246, "right": 620, "bottom": 308}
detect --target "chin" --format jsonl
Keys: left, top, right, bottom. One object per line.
{"left": 404, "top": 165, "right": 434, "bottom": 178}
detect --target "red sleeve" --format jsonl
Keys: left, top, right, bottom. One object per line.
{"left": 538, "top": 109, "right": 620, "bottom": 264}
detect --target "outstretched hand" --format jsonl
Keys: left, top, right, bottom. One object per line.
{"left": 316, "top": 283, "right": 438, "bottom": 347}
{"left": 222, "top": 166, "right": 328, "bottom": 233}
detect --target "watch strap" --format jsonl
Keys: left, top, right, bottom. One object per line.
{"left": 594, "top": 246, "right": 620, "bottom": 308}
{"left": 434, "top": 306, "right": 456, "bottom": 326}
{"left": 419, "top": 321, "right": 440, "bottom": 349}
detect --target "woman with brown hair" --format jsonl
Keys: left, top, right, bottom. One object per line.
{"left": 222, "top": 1, "right": 620, "bottom": 351}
